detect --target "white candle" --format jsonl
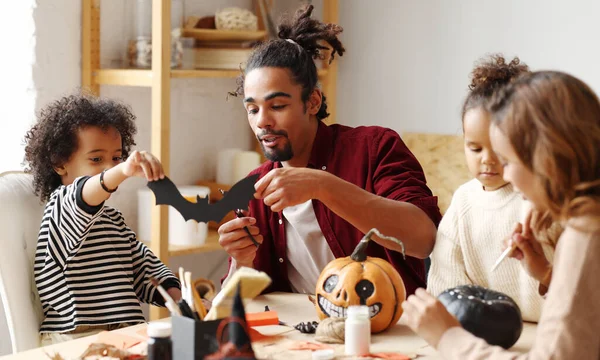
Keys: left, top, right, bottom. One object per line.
{"left": 232, "top": 151, "right": 261, "bottom": 183}
{"left": 216, "top": 149, "right": 242, "bottom": 185}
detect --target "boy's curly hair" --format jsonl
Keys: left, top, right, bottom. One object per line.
{"left": 24, "top": 93, "right": 137, "bottom": 201}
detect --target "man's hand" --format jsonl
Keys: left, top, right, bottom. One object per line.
{"left": 218, "top": 213, "right": 263, "bottom": 268}
{"left": 254, "top": 167, "right": 326, "bottom": 212}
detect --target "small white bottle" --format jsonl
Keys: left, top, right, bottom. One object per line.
{"left": 345, "top": 305, "right": 371, "bottom": 356}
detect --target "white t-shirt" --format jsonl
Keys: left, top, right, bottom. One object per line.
{"left": 282, "top": 200, "right": 335, "bottom": 294}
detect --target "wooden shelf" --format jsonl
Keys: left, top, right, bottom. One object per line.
{"left": 142, "top": 229, "right": 223, "bottom": 257}
{"left": 83, "top": 0, "right": 339, "bottom": 322}
{"left": 95, "top": 68, "right": 329, "bottom": 87}
{"left": 94, "top": 69, "right": 153, "bottom": 86}
{"left": 183, "top": 28, "right": 267, "bottom": 42}
{"left": 171, "top": 69, "right": 241, "bottom": 78}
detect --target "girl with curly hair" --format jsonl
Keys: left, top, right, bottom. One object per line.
{"left": 426, "top": 55, "right": 553, "bottom": 322}
{"left": 404, "top": 71, "right": 600, "bottom": 359}
{"left": 24, "top": 93, "right": 181, "bottom": 344}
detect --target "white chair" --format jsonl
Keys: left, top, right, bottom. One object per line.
{"left": 0, "top": 171, "right": 45, "bottom": 353}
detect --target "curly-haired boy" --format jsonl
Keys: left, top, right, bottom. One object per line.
{"left": 24, "top": 93, "right": 181, "bottom": 344}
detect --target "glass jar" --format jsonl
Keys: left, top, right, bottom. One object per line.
{"left": 126, "top": 0, "right": 185, "bottom": 69}
{"left": 147, "top": 322, "right": 172, "bottom": 360}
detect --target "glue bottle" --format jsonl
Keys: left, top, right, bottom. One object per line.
{"left": 345, "top": 305, "right": 370, "bottom": 356}
{"left": 147, "top": 322, "right": 172, "bottom": 360}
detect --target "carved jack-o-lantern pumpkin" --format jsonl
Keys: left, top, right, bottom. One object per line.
{"left": 315, "top": 229, "right": 406, "bottom": 333}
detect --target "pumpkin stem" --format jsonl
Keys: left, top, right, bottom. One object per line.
{"left": 351, "top": 228, "right": 406, "bottom": 261}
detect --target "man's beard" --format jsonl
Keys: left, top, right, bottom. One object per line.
{"left": 260, "top": 140, "right": 293, "bottom": 162}
{"left": 257, "top": 129, "right": 293, "bottom": 162}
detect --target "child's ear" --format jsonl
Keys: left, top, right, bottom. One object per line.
{"left": 307, "top": 88, "right": 323, "bottom": 116}
{"left": 54, "top": 166, "right": 67, "bottom": 176}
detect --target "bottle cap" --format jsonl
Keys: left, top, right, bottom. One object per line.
{"left": 347, "top": 305, "right": 369, "bottom": 319}
{"left": 147, "top": 322, "right": 172, "bottom": 338}
{"left": 312, "top": 349, "right": 335, "bottom": 360}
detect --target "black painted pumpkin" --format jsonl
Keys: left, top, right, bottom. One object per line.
{"left": 438, "top": 285, "right": 523, "bottom": 349}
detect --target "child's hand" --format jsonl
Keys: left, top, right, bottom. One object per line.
{"left": 167, "top": 287, "right": 182, "bottom": 302}
{"left": 401, "top": 288, "right": 461, "bottom": 348}
{"left": 121, "top": 150, "right": 165, "bottom": 181}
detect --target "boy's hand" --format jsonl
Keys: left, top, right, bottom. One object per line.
{"left": 121, "top": 150, "right": 165, "bottom": 181}
{"left": 167, "top": 287, "right": 182, "bottom": 302}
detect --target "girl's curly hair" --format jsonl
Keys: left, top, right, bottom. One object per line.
{"left": 230, "top": 4, "right": 345, "bottom": 121}
{"left": 462, "top": 54, "right": 530, "bottom": 122}
{"left": 23, "top": 93, "right": 137, "bottom": 201}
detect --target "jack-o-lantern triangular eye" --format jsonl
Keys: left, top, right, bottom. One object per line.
{"left": 323, "top": 275, "right": 338, "bottom": 293}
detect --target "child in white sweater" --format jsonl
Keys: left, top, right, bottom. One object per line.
{"left": 427, "top": 55, "right": 549, "bottom": 322}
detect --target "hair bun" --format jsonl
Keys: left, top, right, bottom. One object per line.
{"left": 276, "top": 4, "right": 345, "bottom": 63}
{"left": 469, "top": 55, "right": 529, "bottom": 94}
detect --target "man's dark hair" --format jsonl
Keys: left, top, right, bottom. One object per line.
{"left": 231, "top": 5, "right": 345, "bottom": 121}
{"left": 23, "top": 93, "right": 137, "bottom": 201}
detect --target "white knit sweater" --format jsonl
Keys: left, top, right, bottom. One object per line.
{"left": 427, "top": 179, "right": 546, "bottom": 322}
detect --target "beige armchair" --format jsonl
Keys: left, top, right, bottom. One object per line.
{"left": 0, "top": 172, "right": 45, "bottom": 353}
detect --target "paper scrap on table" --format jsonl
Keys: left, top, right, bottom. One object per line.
{"left": 136, "top": 327, "right": 148, "bottom": 339}
{"left": 365, "top": 352, "right": 415, "bottom": 360}
{"left": 96, "top": 331, "right": 141, "bottom": 349}
{"left": 288, "top": 341, "right": 333, "bottom": 351}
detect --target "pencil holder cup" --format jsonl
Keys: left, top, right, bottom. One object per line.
{"left": 172, "top": 315, "right": 221, "bottom": 360}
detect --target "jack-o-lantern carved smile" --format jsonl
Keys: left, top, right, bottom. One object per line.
{"left": 317, "top": 276, "right": 382, "bottom": 318}
{"left": 315, "top": 229, "right": 407, "bottom": 333}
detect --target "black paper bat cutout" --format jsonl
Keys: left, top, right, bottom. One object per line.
{"left": 147, "top": 174, "right": 260, "bottom": 223}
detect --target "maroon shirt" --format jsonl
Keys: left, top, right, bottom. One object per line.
{"left": 225, "top": 121, "right": 442, "bottom": 296}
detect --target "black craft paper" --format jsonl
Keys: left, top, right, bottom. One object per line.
{"left": 146, "top": 174, "right": 259, "bottom": 223}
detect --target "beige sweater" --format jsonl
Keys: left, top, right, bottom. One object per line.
{"left": 427, "top": 179, "right": 548, "bottom": 322}
{"left": 437, "top": 219, "right": 600, "bottom": 359}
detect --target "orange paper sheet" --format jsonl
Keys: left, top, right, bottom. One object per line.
{"left": 96, "top": 331, "right": 142, "bottom": 349}
{"left": 246, "top": 310, "right": 279, "bottom": 327}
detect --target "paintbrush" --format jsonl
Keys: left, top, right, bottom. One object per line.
{"left": 150, "top": 277, "right": 182, "bottom": 316}
{"left": 219, "top": 188, "right": 260, "bottom": 248}
{"left": 491, "top": 242, "right": 518, "bottom": 272}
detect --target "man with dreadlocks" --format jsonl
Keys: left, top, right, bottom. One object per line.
{"left": 218, "top": 5, "right": 441, "bottom": 297}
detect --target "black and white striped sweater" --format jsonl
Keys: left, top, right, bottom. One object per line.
{"left": 34, "top": 176, "right": 180, "bottom": 333}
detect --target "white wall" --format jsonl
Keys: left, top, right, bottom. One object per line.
{"left": 337, "top": 0, "right": 600, "bottom": 136}
{"left": 0, "top": 0, "right": 37, "bottom": 173}
{"left": 0, "top": 0, "right": 266, "bottom": 354}
{"left": 0, "top": 1, "right": 82, "bottom": 354}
